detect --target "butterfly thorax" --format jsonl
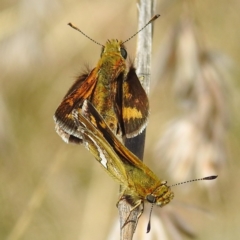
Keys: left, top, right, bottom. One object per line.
{"left": 91, "top": 39, "right": 127, "bottom": 138}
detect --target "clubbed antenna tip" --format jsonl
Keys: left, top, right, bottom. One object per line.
{"left": 171, "top": 175, "right": 218, "bottom": 187}
{"left": 122, "top": 14, "right": 160, "bottom": 44}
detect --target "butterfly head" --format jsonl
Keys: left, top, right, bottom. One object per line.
{"left": 146, "top": 181, "right": 174, "bottom": 207}
{"left": 101, "top": 39, "right": 127, "bottom": 59}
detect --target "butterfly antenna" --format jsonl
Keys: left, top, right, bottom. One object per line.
{"left": 146, "top": 204, "right": 154, "bottom": 233}
{"left": 122, "top": 14, "right": 160, "bottom": 44}
{"left": 68, "top": 23, "right": 104, "bottom": 47}
{"left": 171, "top": 175, "right": 218, "bottom": 187}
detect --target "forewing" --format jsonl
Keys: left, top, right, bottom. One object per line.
{"left": 54, "top": 68, "right": 98, "bottom": 137}
{"left": 122, "top": 66, "right": 149, "bottom": 138}
{"left": 82, "top": 101, "right": 161, "bottom": 195}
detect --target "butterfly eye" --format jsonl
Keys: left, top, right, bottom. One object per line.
{"left": 146, "top": 194, "right": 156, "bottom": 203}
{"left": 120, "top": 47, "right": 127, "bottom": 59}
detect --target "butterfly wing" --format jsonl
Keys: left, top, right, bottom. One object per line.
{"left": 80, "top": 101, "right": 162, "bottom": 197}
{"left": 122, "top": 66, "right": 149, "bottom": 138}
{"left": 70, "top": 106, "right": 129, "bottom": 186}
{"left": 83, "top": 101, "right": 155, "bottom": 175}
{"left": 54, "top": 68, "right": 98, "bottom": 140}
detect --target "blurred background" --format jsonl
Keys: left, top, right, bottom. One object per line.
{"left": 0, "top": 0, "right": 240, "bottom": 239}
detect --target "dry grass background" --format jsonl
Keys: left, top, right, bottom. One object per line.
{"left": 0, "top": 0, "right": 240, "bottom": 239}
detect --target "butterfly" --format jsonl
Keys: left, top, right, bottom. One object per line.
{"left": 55, "top": 99, "right": 217, "bottom": 231}
{"left": 54, "top": 15, "right": 161, "bottom": 144}
{"left": 70, "top": 100, "right": 174, "bottom": 221}
{"left": 53, "top": 34, "right": 155, "bottom": 144}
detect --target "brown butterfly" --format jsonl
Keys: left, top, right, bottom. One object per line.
{"left": 71, "top": 100, "right": 174, "bottom": 213}
{"left": 53, "top": 15, "right": 160, "bottom": 144}
{"left": 68, "top": 100, "right": 217, "bottom": 231}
